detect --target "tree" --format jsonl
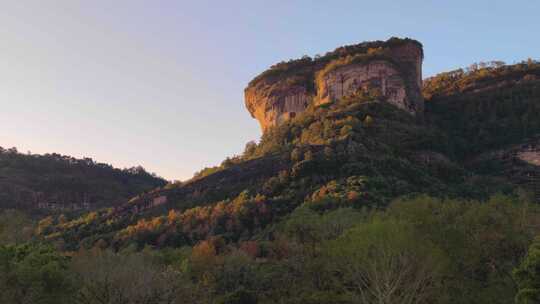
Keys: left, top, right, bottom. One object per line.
{"left": 243, "top": 141, "right": 257, "bottom": 158}
{"left": 327, "top": 219, "right": 447, "bottom": 304}
{"left": 340, "top": 125, "right": 353, "bottom": 136}
{"left": 303, "top": 150, "right": 314, "bottom": 161}
{"left": 387, "top": 195, "right": 538, "bottom": 304}
{"left": 363, "top": 115, "right": 374, "bottom": 127}
{"left": 0, "top": 243, "right": 75, "bottom": 304}
{"left": 0, "top": 210, "right": 33, "bottom": 245}
{"left": 290, "top": 147, "right": 302, "bottom": 162}
{"left": 71, "top": 249, "right": 185, "bottom": 304}
{"left": 217, "top": 287, "right": 257, "bottom": 304}
{"left": 514, "top": 237, "right": 540, "bottom": 304}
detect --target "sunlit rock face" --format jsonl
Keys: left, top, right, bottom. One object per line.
{"left": 316, "top": 61, "right": 410, "bottom": 112}
{"left": 245, "top": 84, "right": 312, "bottom": 132}
{"left": 245, "top": 38, "right": 424, "bottom": 133}
{"left": 518, "top": 151, "right": 540, "bottom": 166}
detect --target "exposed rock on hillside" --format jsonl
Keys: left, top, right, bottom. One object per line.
{"left": 245, "top": 37, "right": 424, "bottom": 132}
{"left": 316, "top": 61, "right": 407, "bottom": 108}
{"left": 468, "top": 136, "right": 540, "bottom": 198}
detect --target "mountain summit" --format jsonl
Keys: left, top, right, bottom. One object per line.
{"left": 245, "top": 37, "right": 424, "bottom": 132}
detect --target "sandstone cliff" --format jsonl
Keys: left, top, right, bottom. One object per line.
{"left": 245, "top": 37, "right": 424, "bottom": 132}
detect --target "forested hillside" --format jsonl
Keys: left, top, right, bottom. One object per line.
{"left": 40, "top": 94, "right": 479, "bottom": 251}
{"left": 0, "top": 147, "right": 166, "bottom": 215}
{"left": 2, "top": 60, "right": 540, "bottom": 303}
{"left": 41, "top": 60, "right": 540, "bottom": 254}
{"left": 424, "top": 59, "right": 540, "bottom": 158}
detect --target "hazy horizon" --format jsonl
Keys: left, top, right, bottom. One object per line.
{"left": 1, "top": 1, "right": 539, "bottom": 181}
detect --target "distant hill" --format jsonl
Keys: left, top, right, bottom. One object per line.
{"left": 0, "top": 147, "right": 167, "bottom": 215}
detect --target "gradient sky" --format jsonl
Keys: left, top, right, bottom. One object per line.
{"left": 1, "top": 1, "right": 538, "bottom": 181}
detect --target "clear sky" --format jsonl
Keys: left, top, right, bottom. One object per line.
{"left": 1, "top": 1, "right": 538, "bottom": 181}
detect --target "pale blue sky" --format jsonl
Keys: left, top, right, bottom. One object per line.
{"left": 0, "top": 1, "right": 538, "bottom": 180}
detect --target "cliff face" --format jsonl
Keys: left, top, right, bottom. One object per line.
{"left": 245, "top": 37, "right": 424, "bottom": 132}
{"left": 316, "top": 61, "right": 408, "bottom": 110}
{"left": 245, "top": 83, "right": 312, "bottom": 131}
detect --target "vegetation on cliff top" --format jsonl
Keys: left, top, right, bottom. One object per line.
{"left": 423, "top": 58, "right": 540, "bottom": 99}
{"left": 314, "top": 48, "right": 402, "bottom": 87}
{"left": 247, "top": 37, "right": 422, "bottom": 88}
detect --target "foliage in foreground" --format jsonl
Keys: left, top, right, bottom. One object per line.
{"left": 2, "top": 194, "right": 540, "bottom": 304}
{"left": 515, "top": 237, "right": 540, "bottom": 304}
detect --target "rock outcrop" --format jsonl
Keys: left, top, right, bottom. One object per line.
{"left": 245, "top": 37, "right": 424, "bottom": 132}
{"left": 468, "top": 136, "right": 540, "bottom": 201}
{"left": 316, "top": 61, "right": 408, "bottom": 109}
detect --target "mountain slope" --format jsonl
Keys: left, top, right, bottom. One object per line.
{"left": 0, "top": 148, "right": 166, "bottom": 215}
{"left": 424, "top": 60, "right": 540, "bottom": 158}
{"left": 38, "top": 97, "right": 492, "bottom": 250}
{"left": 38, "top": 60, "right": 540, "bottom": 252}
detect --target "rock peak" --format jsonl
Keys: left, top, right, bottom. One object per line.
{"left": 245, "top": 37, "right": 424, "bottom": 132}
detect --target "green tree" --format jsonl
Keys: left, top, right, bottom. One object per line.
{"left": 514, "top": 237, "right": 540, "bottom": 304}
{"left": 327, "top": 218, "right": 448, "bottom": 304}
{"left": 0, "top": 210, "right": 33, "bottom": 245}
{"left": 70, "top": 249, "right": 187, "bottom": 304}
{"left": 388, "top": 195, "right": 538, "bottom": 304}
{"left": 243, "top": 141, "right": 257, "bottom": 158}
{"left": 0, "top": 243, "right": 74, "bottom": 304}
